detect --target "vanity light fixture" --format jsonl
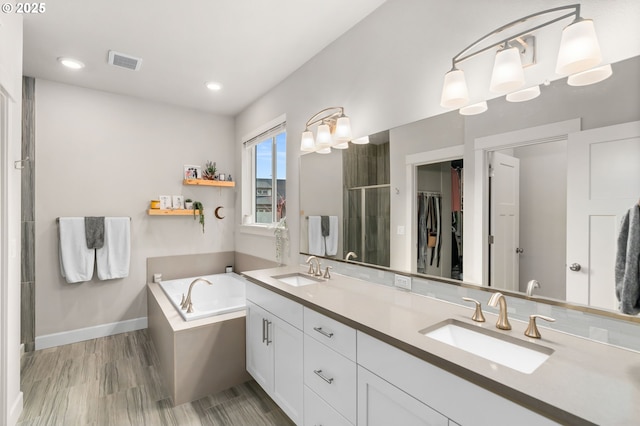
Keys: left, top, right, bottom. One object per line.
{"left": 300, "top": 106, "right": 359, "bottom": 154}
{"left": 440, "top": 4, "right": 609, "bottom": 115}
{"left": 58, "top": 57, "right": 85, "bottom": 70}
{"left": 459, "top": 101, "right": 488, "bottom": 116}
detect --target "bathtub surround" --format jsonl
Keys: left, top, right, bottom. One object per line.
{"left": 21, "top": 76, "right": 36, "bottom": 353}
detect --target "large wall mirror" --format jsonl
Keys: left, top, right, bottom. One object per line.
{"left": 299, "top": 55, "right": 640, "bottom": 320}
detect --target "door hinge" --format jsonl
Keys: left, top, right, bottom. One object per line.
{"left": 488, "top": 235, "right": 494, "bottom": 244}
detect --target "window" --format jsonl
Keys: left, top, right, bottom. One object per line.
{"left": 243, "top": 119, "right": 286, "bottom": 226}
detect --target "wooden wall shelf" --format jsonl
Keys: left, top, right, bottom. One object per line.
{"left": 147, "top": 209, "right": 202, "bottom": 216}
{"left": 183, "top": 179, "right": 235, "bottom": 187}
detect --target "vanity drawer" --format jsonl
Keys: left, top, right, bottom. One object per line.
{"left": 304, "top": 385, "right": 353, "bottom": 426}
{"left": 304, "top": 334, "right": 357, "bottom": 423}
{"left": 245, "top": 281, "right": 303, "bottom": 329}
{"left": 304, "top": 307, "right": 356, "bottom": 361}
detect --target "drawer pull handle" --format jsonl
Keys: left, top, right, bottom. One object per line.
{"left": 313, "top": 327, "right": 334, "bottom": 339}
{"left": 265, "top": 320, "right": 272, "bottom": 346}
{"left": 313, "top": 369, "right": 334, "bottom": 384}
{"left": 262, "top": 318, "right": 267, "bottom": 344}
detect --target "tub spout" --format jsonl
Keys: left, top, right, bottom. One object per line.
{"left": 180, "top": 278, "right": 213, "bottom": 312}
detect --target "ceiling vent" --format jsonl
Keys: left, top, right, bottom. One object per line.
{"left": 108, "top": 50, "right": 142, "bottom": 71}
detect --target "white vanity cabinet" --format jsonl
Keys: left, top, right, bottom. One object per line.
{"left": 357, "top": 366, "right": 448, "bottom": 426}
{"left": 245, "top": 283, "right": 304, "bottom": 425}
{"left": 357, "top": 332, "right": 559, "bottom": 426}
{"left": 303, "top": 307, "right": 357, "bottom": 425}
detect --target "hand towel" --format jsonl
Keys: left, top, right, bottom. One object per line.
{"left": 58, "top": 217, "right": 95, "bottom": 283}
{"left": 321, "top": 216, "right": 330, "bottom": 237}
{"left": 308, "top": 216, "right": 325, "bottom": 256}
{"left": 96, "top": 217, "right": 131, "bottom": 280}
{"left": 84, "top": 216, "right": 105, "bottom": 249}
{"left": 615, "top": 204, "right": 640, "bottom": 315}
{"left": 325, "top": 216, "right": 339, "bottom": 256}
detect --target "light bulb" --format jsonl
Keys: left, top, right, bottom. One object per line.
{"left": 315, "top": 123, "right": 333, "bottom": 148}
{"left": 556, "top": 19, "right": 602, "bottom": 75}
{"left": 506, "top": 85, "right": 541, "bottom": 102}
{"left": 440, "top": 69, "right": 469, "bottom": 108}
{"left": 459, "top": 101, "right": 488, "bottom": 116}
{"left": 490, "top": 46, "right": 525, "bottom": 93}
{"left": 567, "top": 64, "right": 612, "bottom": 86}
{"left": 334, "top": 116, "right": 352, "bottom": 142}
{"left": 300, "top": 130, "right": 316, "bottom": 152}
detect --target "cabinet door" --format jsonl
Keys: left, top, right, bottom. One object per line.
{"left": 272, "top": 316, "right": 304, "bottom": 425}
{"left": 246, "top": 301, "right": 274, "bottom": 392}
{"left": 358, "top": 366, "right": 448, "bottom": 426}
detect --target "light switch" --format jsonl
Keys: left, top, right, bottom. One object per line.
{"left": 397, "top": 226, "right": 405, "bottom": 235}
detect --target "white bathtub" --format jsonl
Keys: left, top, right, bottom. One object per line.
{"left": 158, "top": 273, "right": 246, "bottom": 321}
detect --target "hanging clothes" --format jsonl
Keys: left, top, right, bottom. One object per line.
{"left": 417, "top": 194, "right": 427, "bottom": 273}
{"left": 615, "top": 203, "right": 640, "bottom": 315}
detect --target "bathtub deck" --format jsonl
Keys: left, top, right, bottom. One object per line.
{"left": 147, "top": 282, "right": 252, "bottom": 406}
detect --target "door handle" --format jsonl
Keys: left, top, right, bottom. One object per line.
{"left": 265, "top": 320, "right": 272, "bottom": 346}
{"left": 569, "top": 263, "right": 581, "bottom": 272}
{"left": 515, "top": 247, "right": 524, "bottom": 254}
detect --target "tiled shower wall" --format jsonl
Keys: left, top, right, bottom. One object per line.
{"left": 21, "top": 76, "right": 35, "bottom": 352}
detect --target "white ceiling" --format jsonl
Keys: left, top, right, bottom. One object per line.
{"left": 22, "top": 0, "right": 386, "bottom": 116}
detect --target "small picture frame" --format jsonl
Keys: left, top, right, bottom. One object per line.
{"left": 183, "top": 164, "right": 201, "bottom": 180}
{"left": 172, "top": 195, "right": 184, "bottom": 210}
{"left": 159, "top": 195, "right": 172, "bottom": 210}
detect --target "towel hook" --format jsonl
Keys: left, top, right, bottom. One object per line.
{"left": 14, "top": 157, "right": 30, "bottom": 170}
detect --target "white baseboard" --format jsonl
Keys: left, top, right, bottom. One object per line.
{"left": 8, "top": 391, "right": 23, "bottom": 426}
{"left": 35, "top": 317, "right": 148, "bottom": 350}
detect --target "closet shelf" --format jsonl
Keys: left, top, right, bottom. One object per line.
{"left": 183, "top": 179, "right": 235, "bottom": 187}
{"left": 147, "top": 209, "right": 202, "bottom": 216}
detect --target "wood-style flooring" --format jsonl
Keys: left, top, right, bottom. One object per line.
{"left": 18, "top": 329, "right": 294, "bottom": 426}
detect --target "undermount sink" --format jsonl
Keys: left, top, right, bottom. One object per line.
{"left": 420, "top": 319, "right": 553, "bottom": 374}
{"left": 272, "top": 273, "right": 324, "bottom": 287}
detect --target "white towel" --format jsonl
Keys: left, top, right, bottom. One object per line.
{"left": 325, "top": 216, "right": 339, "bottom": 256}
{"left": 58, "top": 217, "right": 95, "bottom": 283}
{"left": 615, "top": 204, "right": 640, "bottom": 315}
{"left": 96, "top": 217, "right": 131, "bottom": 280}
{"left": 308, "top": 216, "right": 324, "bottom": 256}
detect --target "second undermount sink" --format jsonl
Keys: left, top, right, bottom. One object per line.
{"left": 272, "top": 273, "right": 324, "bottom": 287}
{"left": 420, "top": 319, "right": 554, "bottom": 374}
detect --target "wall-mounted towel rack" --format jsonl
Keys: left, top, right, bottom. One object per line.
{"left": 56, "top": 217, "right": 131, "bottom": 223}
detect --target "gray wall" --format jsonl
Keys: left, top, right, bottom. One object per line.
{"left": 34, "top": 80, "right": 236, "bottom": 339}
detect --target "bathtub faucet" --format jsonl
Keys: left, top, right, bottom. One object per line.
{"left": 180, "top": 278, "right": 213, "bottom": 313}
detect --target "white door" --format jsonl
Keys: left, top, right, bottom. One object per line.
{"left": 272, "top": 317, "right": 303, "bottom": 425}
{"left": 245, "top": 302, "right": 274, "bottom": 392}
{"left": 357, "top": 366, "right": 448, "bottom": 426}
{"left": 566, "top": 121, "right": 640, "bottom": 310}
{"left": 490, "top": 152, "right": 520, "bottom": 292}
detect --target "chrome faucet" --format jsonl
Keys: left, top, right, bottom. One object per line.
{"left": 345, "top": 251, "right": 358, "bottom": 261}
{"left": 180, "top": 278, "right": 212, "bottom": 313}
{"left": 306, "top": 256, "right": 322, "bottom": 276}
{"left": 526, "top": 280, "right": 540, "bottom": 297}
{"left": 488, "top": 292, "right": 511, "bottom": 330}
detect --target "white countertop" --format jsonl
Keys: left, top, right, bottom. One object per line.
{"left": 243, "top": 265, "right": 640, "bottom": 426}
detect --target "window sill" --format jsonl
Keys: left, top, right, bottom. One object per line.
{"left": 239, "top": 224, "right": 276, "bottom": 237}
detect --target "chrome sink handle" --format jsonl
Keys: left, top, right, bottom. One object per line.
{"left": 462, "top": 297, "right": 486, "bottom": 323}
{"left": 323, "top": 266, "right": 332, "bottom": 279}
{"left": 525, "top": 315, "right": 556, "bottom": 339}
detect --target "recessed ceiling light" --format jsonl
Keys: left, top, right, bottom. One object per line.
{"left": 205, "top": 81, "right": 222, "bottom": 91}
{"left": 58, "top": 57, "right": 85, "bottom": 70}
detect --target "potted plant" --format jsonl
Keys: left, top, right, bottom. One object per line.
{"left": 202, "top": 161, "right": 216, "bottom": 180}
{"left": 185, "top": 198, "right": 193, "bottom": 209}
{"left": 192, "top": 201, "right": 205, "bottom": 233}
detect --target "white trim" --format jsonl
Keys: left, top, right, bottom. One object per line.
{"left": 471, "top": 118, "right": 582, "bottom": 287}
{"left": 0, "top": 87, "right": 10, "bottom": 426}
{"left": 8, "top": 392, "right": 22, "bottom": 426}
{"left": 241, "top": 113, "right": 287, "bottom": 143}
{"left": 405, "top": 145, "right": 464, "bottom": 165}
{"left": 238, "top": 224, "right": 276, "bottom": 237}
{"left": 35, "top": 317, "right": 148, "bottom": 350}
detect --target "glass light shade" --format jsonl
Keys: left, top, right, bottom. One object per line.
{"left": 567, "top": 64, "right": 612, "bottom": 86}
{"left": 506, "top": 85, "right": 541, "bottom": 102}
{"left": 459, "top": 101, "right": 488, "bottom": 116}
{"left": 300, "top": 130, "right": 316, "bottom": 152}
{"left": 334, "top": 116, "right": 352, "bottom": 142}
{"left": 316, "top": 146, "right": 331, "bottom": 154}
{"left": 556, "top": 19, "right": 602, "bottom": 75}
{"left": 351, "top": 136, "right": 370, "bottom": 145}
{"left": 315, "top": 123, "right": 333, "bottom": 148}
{"left": 490, "top": 47, "right": 525, "bottom": 93}
{"left": 440, "top": 69, "right": 469, "bottom": 108}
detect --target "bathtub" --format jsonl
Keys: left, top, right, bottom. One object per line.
{"left": 158, "top": 272, "right": 246, "bottom": 321}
